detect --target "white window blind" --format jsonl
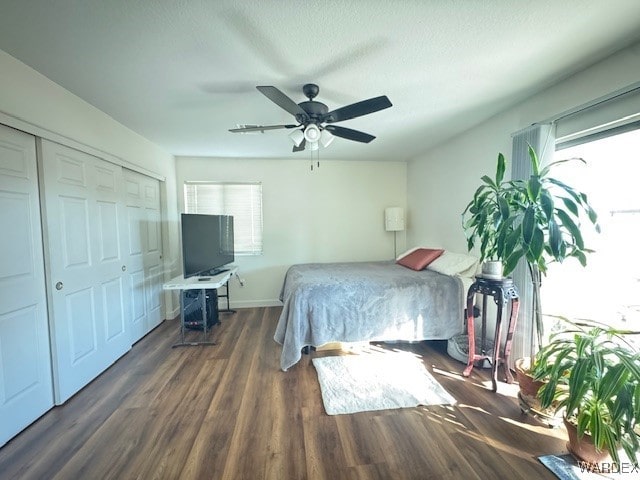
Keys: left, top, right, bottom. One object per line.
{"left": 510, "top": 123, "right": 555, "bottom": 364}
{"left": 184, "top": 182, "right": 263, "bottom": 255}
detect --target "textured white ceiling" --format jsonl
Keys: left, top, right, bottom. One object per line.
{"left": 1, "top": 0, "right": 640, "bottom": 161}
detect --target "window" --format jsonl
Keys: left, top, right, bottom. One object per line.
{"left": 542, "top": 128, "right": 640, "bottom": 346}
{"left": 184, "top": 182, "right": 263, "bottom": 255}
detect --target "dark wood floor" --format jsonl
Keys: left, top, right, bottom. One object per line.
{"left": 0, "top": 307, "right": 568, "bottom": 479}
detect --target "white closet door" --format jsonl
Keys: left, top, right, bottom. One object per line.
{"left": 124, "top": 169, "right": 163, "bottom": 343}
{"left": 0, "top": 125, "right": 53, "bottom": 446}
{"left": 40, "top": 140, "right": 131, "bottom": 404}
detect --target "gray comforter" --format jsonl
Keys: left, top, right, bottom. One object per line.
{"left": 274, "top": 261, "right": 464, "bottom": 371}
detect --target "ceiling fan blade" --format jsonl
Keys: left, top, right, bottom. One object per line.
{"left": 324, "top": 125, "right": 376, "bottom": 143}
{"left": 256, "top": 86, "right": 308, "bottom": 120}
{"left": 322, "top": 95, "right": 392, "bottom": 123}
{"left": 229, "top": 124, "right": 297, "bottom": 133}
{"left": 293, "top": 139, "right": 306, "bottom": 152}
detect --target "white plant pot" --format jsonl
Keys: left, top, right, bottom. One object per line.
{"left": 481, "top": 260, "right": 502, "bottom": 279}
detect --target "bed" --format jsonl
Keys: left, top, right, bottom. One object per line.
{"left": 273, "top": 255, "right": 477, "bottom": 371}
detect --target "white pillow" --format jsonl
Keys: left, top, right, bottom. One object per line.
{"left": 427, "top": 251, "right": 479, "bottom": 278}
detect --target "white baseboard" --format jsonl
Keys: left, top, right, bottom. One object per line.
{"left": 165, "top": 306, "right": 180, "bottom": 321}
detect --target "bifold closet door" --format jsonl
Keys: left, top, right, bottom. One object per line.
{"left": 124, "top": 169, "right": 163, "bottom": 343}
{"left": 40, "top": 139, "right": 131, "bottom": 404}
{"left": 0, "top": 125, "right": 53, "bottom": 446}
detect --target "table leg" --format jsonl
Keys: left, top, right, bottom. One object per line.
{"left": 180, "top": 290, "right": 186, "bottom": 344}
{"left": 503, "top": 297, "right": 519, "bottom": 384}
{"left": 463, "top": 289, "right": 476, "bottom": 378}
{"left": 491, "top": 296, "right": 505, "bottom": 392}
{"left": 201, "top": 288, "right": 208, "bottom": 342}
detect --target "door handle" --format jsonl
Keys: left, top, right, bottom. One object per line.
{"left": 55, "top": 281, "right": 63, "bottom": 291}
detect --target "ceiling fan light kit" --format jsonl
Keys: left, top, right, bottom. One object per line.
{"left": 303, "top": 124, "right": 321, "bottom": 143}
{"left": 289, "top": 128, "right": 304, "bottom": 147}
{"left": 229, "top": 83, "right": 392, "bottom": 153}
{"left": 320, "top": 129, "right": 334, "bottom": 148}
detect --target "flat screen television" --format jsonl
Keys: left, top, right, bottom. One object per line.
{"left": 181, "top": 213, "right": 234, "bottom": 278}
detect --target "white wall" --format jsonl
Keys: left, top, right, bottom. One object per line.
{"left": 0, "top": 49, "right": 180, "bottom": 318}
{"left": 176, "top": 157, "right": 407, "bottom": 307}
{"left": 407, "top": 40, "right": 640, "bottom": 253}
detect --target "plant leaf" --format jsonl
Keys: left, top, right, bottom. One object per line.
{"left": 555, "top": 209, "right": 584, "bottom": 250}
{"left": 539, "top": 156, "right": 586, "bottom": 177}
{"left": 481, "top": 175, "right": 497, "bottom": 189}
{"left": 497, "top": 196, "right": 510, "bottom": 222}
{"left": 528, "top": 145, "right": 540, "bottom": 176}
{"left": 587, "top": 206, "right": 599, "bottom": 227}
{"left": 598, "top": 364, "right": 629, "bottom": 404}
{"left": 567, "top": 357, "right": 591, "bottom": 414}
{"left": 529, "top": 227, "right": 544, "bottom": 261}
{"left": 572, "top": 249, "right": 587, "bottom": 267}
{"left": 522, "top": 206, "right": 536, "bottom": 245}
{"left": 495, "top": 153, "right": 506, "bottom": 185}
{"left": 547, "top": 178, "right": 583, "bottom": 204}
{"left": 540, "top": 190, "right": 554, "bottom": 220}
{"left": 503, "top": 248, "right": 524, "bottom": 276}
{"left": 527, "top": 176, "right": 542, "bottom": 202}
{"left": 548, "top": 219, "right": 562, "bottom": 259}
{"left": 560, "top": 197, "right": 579, "bottom": 217}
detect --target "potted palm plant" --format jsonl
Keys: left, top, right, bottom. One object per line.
{"left": 462, "top": 146, "right": 600, "bottom": 414}
{"left": 532, "top": 318, "right": 640, "bottom": 467}
{"left": 461, "top": 152, "right": 509, "bottom": 277}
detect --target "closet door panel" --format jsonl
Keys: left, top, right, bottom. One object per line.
{"left": 126, "top": 201, "right": 146, "bottom": 341}
{"left": 41, "top": 140, "right": 130, "bottom": 404}
{"left": 124, "top": 169, "right": 163, "bottom": 343}
{"left": 66, "top": 287, "right": 97, "bottom": 362}
{"left": 145, "top": 205, "right": 163, "bottom": 326}
{"left": 0, "top": 125, "right": 53, "bottom": 447}
{"left": 102, "top": 277, "right": 126, "bottom": 341}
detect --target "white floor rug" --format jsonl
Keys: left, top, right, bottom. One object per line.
{"left": 312, "top": 352, "right": 456, "bottom": 415}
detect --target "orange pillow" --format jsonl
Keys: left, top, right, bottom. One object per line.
{"left": 397, "top": 248, "right": 445, "bottom": 271}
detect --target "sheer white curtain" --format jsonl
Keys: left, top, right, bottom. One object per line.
{"left": 510, "top": 123, "right": 555, "bottom": 363}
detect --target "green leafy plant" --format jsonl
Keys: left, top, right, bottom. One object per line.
{"left": 497, "top": 147, "right": 600, "bottom": 276}
{"left": 461, "top": 152, "right": 509, "bottom": 263}
{"left": 532, "top": 318, "right": 640, "bottom": 466}
{"left": 462, "top": 146, "right": 600, "bottom": 349}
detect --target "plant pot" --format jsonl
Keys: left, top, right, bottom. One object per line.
{"left": 515, "top": 357, "right": 563, "bottom": 427}
{"left": 564, "top": 416, "right": 612, "bottom": 468}
{"left": 515, "top": 357, "right": 543, "bottom": 397}
{"left": 517, "top": 391, "right": 563, "bottom": 428}
{"left": 481, "top": 260, "right": 502, "bottom": 279}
